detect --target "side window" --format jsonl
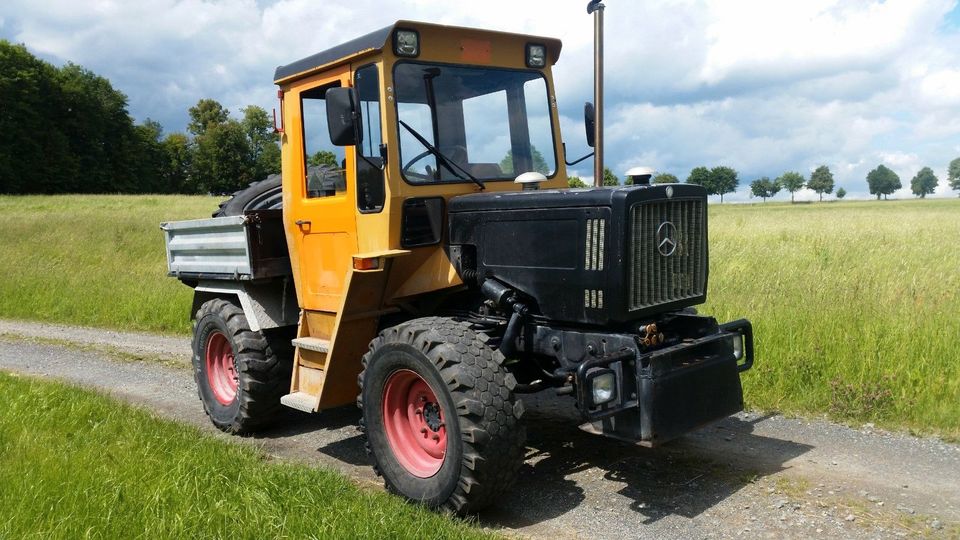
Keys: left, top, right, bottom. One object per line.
{"left": 355, "top": 64, "right": 385, "bottom": 212}
{"left": 301, "top": 83, "right": 346, "bottom": 198}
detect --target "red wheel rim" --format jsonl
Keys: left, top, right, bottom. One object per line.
{"left": 381, "top": 369, "right": 447, "bottom": 478}
{"left": 205, "top": 331, "right": 238, "bottom": 405}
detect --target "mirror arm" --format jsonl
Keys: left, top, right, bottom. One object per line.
{"left": 565, "top": 152, "right": 594, "bottom": 167}
{"left": 563, "top": 143, "right": 594, "bottom": 167}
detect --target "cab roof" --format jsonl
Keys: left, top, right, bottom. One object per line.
{"left": 273, "top": 20, "right": 563, "bottom": 84}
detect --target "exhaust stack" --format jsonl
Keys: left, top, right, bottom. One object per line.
{"left": 588, "top": 0, "right": 605, "bottom": 187}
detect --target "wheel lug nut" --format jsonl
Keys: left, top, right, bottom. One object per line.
{"left": 415, "top": 408, "right": 422, "bottom": 415}
{"left": 432, "top": 434, "right": 440, "bottom": 441}
{"left": 420, "top": 427, "right": 427, "bottom": 434}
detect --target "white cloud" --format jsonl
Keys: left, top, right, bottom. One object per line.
{"left": 2, "top": 0, "right": 959, "bottom": 201}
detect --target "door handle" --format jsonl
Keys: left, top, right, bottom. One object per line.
{"left": 295, "top": 220, "right": 311, "bottom": 227}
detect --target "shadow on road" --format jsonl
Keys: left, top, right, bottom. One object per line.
{"left": 479, "top": 394, "right": 813, "bottom": 528}
{"left": 251, "top": 390, "right": 812, "bottom": 529}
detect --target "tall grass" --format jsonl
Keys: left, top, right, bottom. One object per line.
{"left": 0, "top": 372, "right": 492, "bottom": 539}
{"left": 0, "top": 195, "right": 213, "bottom": 334}
{"left": 0, "top": 195, "right": 957, "bottom": 437}
{"left": 704, "top": 199, "right": 960, "bottom": 439}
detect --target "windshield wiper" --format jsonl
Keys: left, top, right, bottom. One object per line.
{"left": 398, "top": 119, "right": 486, "bottom": 190}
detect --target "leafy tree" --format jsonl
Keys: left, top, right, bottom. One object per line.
{"left": 162, "top": 133, "right": 193, "bottom": 193}
{"left": 948, "top": 157, "right": 960, "bottom": 197}
{"left": 686, "top": 166, "right": 711, "bottom": 187}
{"left": 836, "top": 187, "right": 847, "bottom": 200}
{"left": 652, "top": 173, "right": 679, "bottom": 184}
{"left": 188, "top": 99, "right": 229, "bottom": 137}
{"left": 499, "top": 146, "right": 549, "bottom": 175}
{"left": 685, "top": 166, "right": 738, "bottom": 201}
{"left": 567, "top": 176, "right": 588, "bottom": 188}
{"left": 242, "top": 105, "right": 281, "bottom": 181}
{"left": 807, "top": 165, "right": 835, "bottom": 202}
{"left": 866, "top": 164, "right": 901, "bottom": 200}
{"left": 132, "top": 118, "right": 168, "bottom": 193}
{"left": 191, "top": 120, "right": 253, "bottom": 194}
{"left": 776, "top": 171, "right": 806, "bottom": 203}
{"left": 749, "top": 177, "right": 780, "bottom": 202}
{"left": 910, "top": 167, "right": 938, "bottom": 198}
{"left": 308, "top": 150, "right": 340, "bottom": 168}
{"left": 602, "top": 167, "right": 619, "bottom": 186}
{"left": 710, "top": 166, "right": 739, "bottom": 203}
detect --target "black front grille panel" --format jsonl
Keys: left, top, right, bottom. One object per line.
{"left": 628, "top": 199, "right": 706, "bottom": 311}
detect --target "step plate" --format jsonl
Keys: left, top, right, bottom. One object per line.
{"left": 292, "top": 337, "right": 330, "bottom": 353}
{"left": 280, "top": 392, "right": 317, "bottom": 413}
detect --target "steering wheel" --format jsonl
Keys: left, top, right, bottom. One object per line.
{"left": 402, "top": 149, "right": 435, "bottom": 180}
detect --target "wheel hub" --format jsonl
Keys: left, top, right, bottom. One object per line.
{"left": 423, "top": 402, "right": 442, "bottom": 431}
{"left": 381, "top": 369, "right": 447, "bottom": 478}
{"left": 204, "top": 331, "right": 238, "bottom": 405}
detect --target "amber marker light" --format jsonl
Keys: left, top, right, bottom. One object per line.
{"left": 353, "top": 257, "right": 380, "bottom": 271}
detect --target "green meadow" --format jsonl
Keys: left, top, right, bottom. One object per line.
{"left": 0, "top": 195, "right": 957, "bottom": 438}
{"left": 0, "top": 372, "right": 492, "bottom": 539}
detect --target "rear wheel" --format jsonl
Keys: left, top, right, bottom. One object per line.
{"left": 358, "top": 317, "right": 526, "bottom": 514}
{"left": 192, "top": 299, "right": 292, "bottom": 433}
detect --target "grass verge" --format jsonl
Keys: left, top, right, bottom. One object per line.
{"left": 703, "top": 199, "right": 960, "bottom": 440}
{"left": 0, "top": 195, "right": 213, "bottom": 334}
{"left": 0, "top": 372, "right": 492, "bottom": 539}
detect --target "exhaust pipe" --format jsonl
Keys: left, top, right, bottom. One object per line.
{"left": 588, "top": 0, "right": 605, "bottom": 187}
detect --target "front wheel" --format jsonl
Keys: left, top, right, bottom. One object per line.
{"left": 358, "top": 317, "right": 526, "bottom": 514}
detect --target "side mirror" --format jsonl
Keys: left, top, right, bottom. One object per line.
{"left": 325, "top": 87, "right": 362, "bottom": 147}
{"left": 584, "top": 102, "right": 595, "bottom": 148}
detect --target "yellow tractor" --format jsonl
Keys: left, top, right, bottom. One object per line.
{"left": 162, "top": 8, "right": 753, "bottom": 514}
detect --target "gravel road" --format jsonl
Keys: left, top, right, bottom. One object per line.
{"left": 1, "top": 319, "right": 957, "bottom": 539}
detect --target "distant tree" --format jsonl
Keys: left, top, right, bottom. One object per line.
{"left": 776, "top": 171, "right": 806, "bottom": 203}
{"left": 684, "top": 166, "right": 738, "bottom": 201}
{"left": 710, "top": 166, "right": 739, "bottom": 203}
{"left": 949, "top": 157, "right": 960, "bottom": 197}
{"left": 910, "top": 167, "right": 938, "bottom": 198}
{"left": 807, "top": 165, "right": 835, "bottom": 202}
{"left": 308, "top": 150, "right": 339, "bottom": 168}
{"left": 161, "top": 133, "right": 193, "bottom": 193}
{"left": 499, "top": 146, "right": 549, "bottom": 175}
{"left": 602, "top": 167, "right": 619, "bottom": 186}
{"left": 866, "top": 164, "right": 901, "bottom": 200}
{"left": 567, "top": 176, "right": 587, "bottom": 188}
{"left": 191, "top": 120, "right": 253, "bottom": 194}
{"left": 836, "top": 187, "right": 847, "bottom": 200}
{"left": 686, "top": 166, "right": 711, "bottom": 187}
{"left": 131, "top": 118, "right": 168, "bottom": 193}
{"left": 652, "top": 173, "right": 679, "bottom": 184}
{"left": 749, "top": 177, "right": 780, "bottom": 202}
{"left": 242, "top": 105, "right": 281, "bottom": 181}
{"left": 188, "top": 99, "right": 229, "bottom": 137}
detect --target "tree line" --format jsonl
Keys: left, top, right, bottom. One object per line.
{"left": 568, "top": 159, "right": 960, "bottom": 202}
{"left": 0, "top": 40, "right": 279, "bottom": 195}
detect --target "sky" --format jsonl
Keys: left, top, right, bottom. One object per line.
{"left": 2, "top": 0, "right": 959, "bottom": 201}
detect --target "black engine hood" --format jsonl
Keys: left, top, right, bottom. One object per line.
{"left": 448, "top": 183, "right": 706, "bottom": 212}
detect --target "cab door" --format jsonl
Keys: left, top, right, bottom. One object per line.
{"left": 286, "top": 67, "right": 358, "bottom": 313}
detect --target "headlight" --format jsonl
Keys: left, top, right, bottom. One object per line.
{"left": 589, "top": 370, "right": 617, "bottom": 406}
{"left": 394, "top": 29, "right": 419, "bottom": 57}
{"left": 730, "top": 333, "right": 744, "bottom": 360}
{"left": 526, "top": 43, "right": 547, "bottom": 68}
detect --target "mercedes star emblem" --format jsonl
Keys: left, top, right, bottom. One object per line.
{"left": 656, "top": 221, "right": 678, "bottom": 256}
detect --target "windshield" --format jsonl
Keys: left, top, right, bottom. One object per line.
{"left": 393, "top": 62, "right": 557, "bottom": 184}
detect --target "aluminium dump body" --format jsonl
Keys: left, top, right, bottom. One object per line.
{"left": 161, "top": 210, "right": 291, "bottom": 281}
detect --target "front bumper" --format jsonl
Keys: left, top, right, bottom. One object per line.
{"left": 575, "top": 319, "right": 754, "bottom": 446}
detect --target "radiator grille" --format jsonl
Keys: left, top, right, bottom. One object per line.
{"left": 628, "top": 199, "right": 706, "bottom": 310}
